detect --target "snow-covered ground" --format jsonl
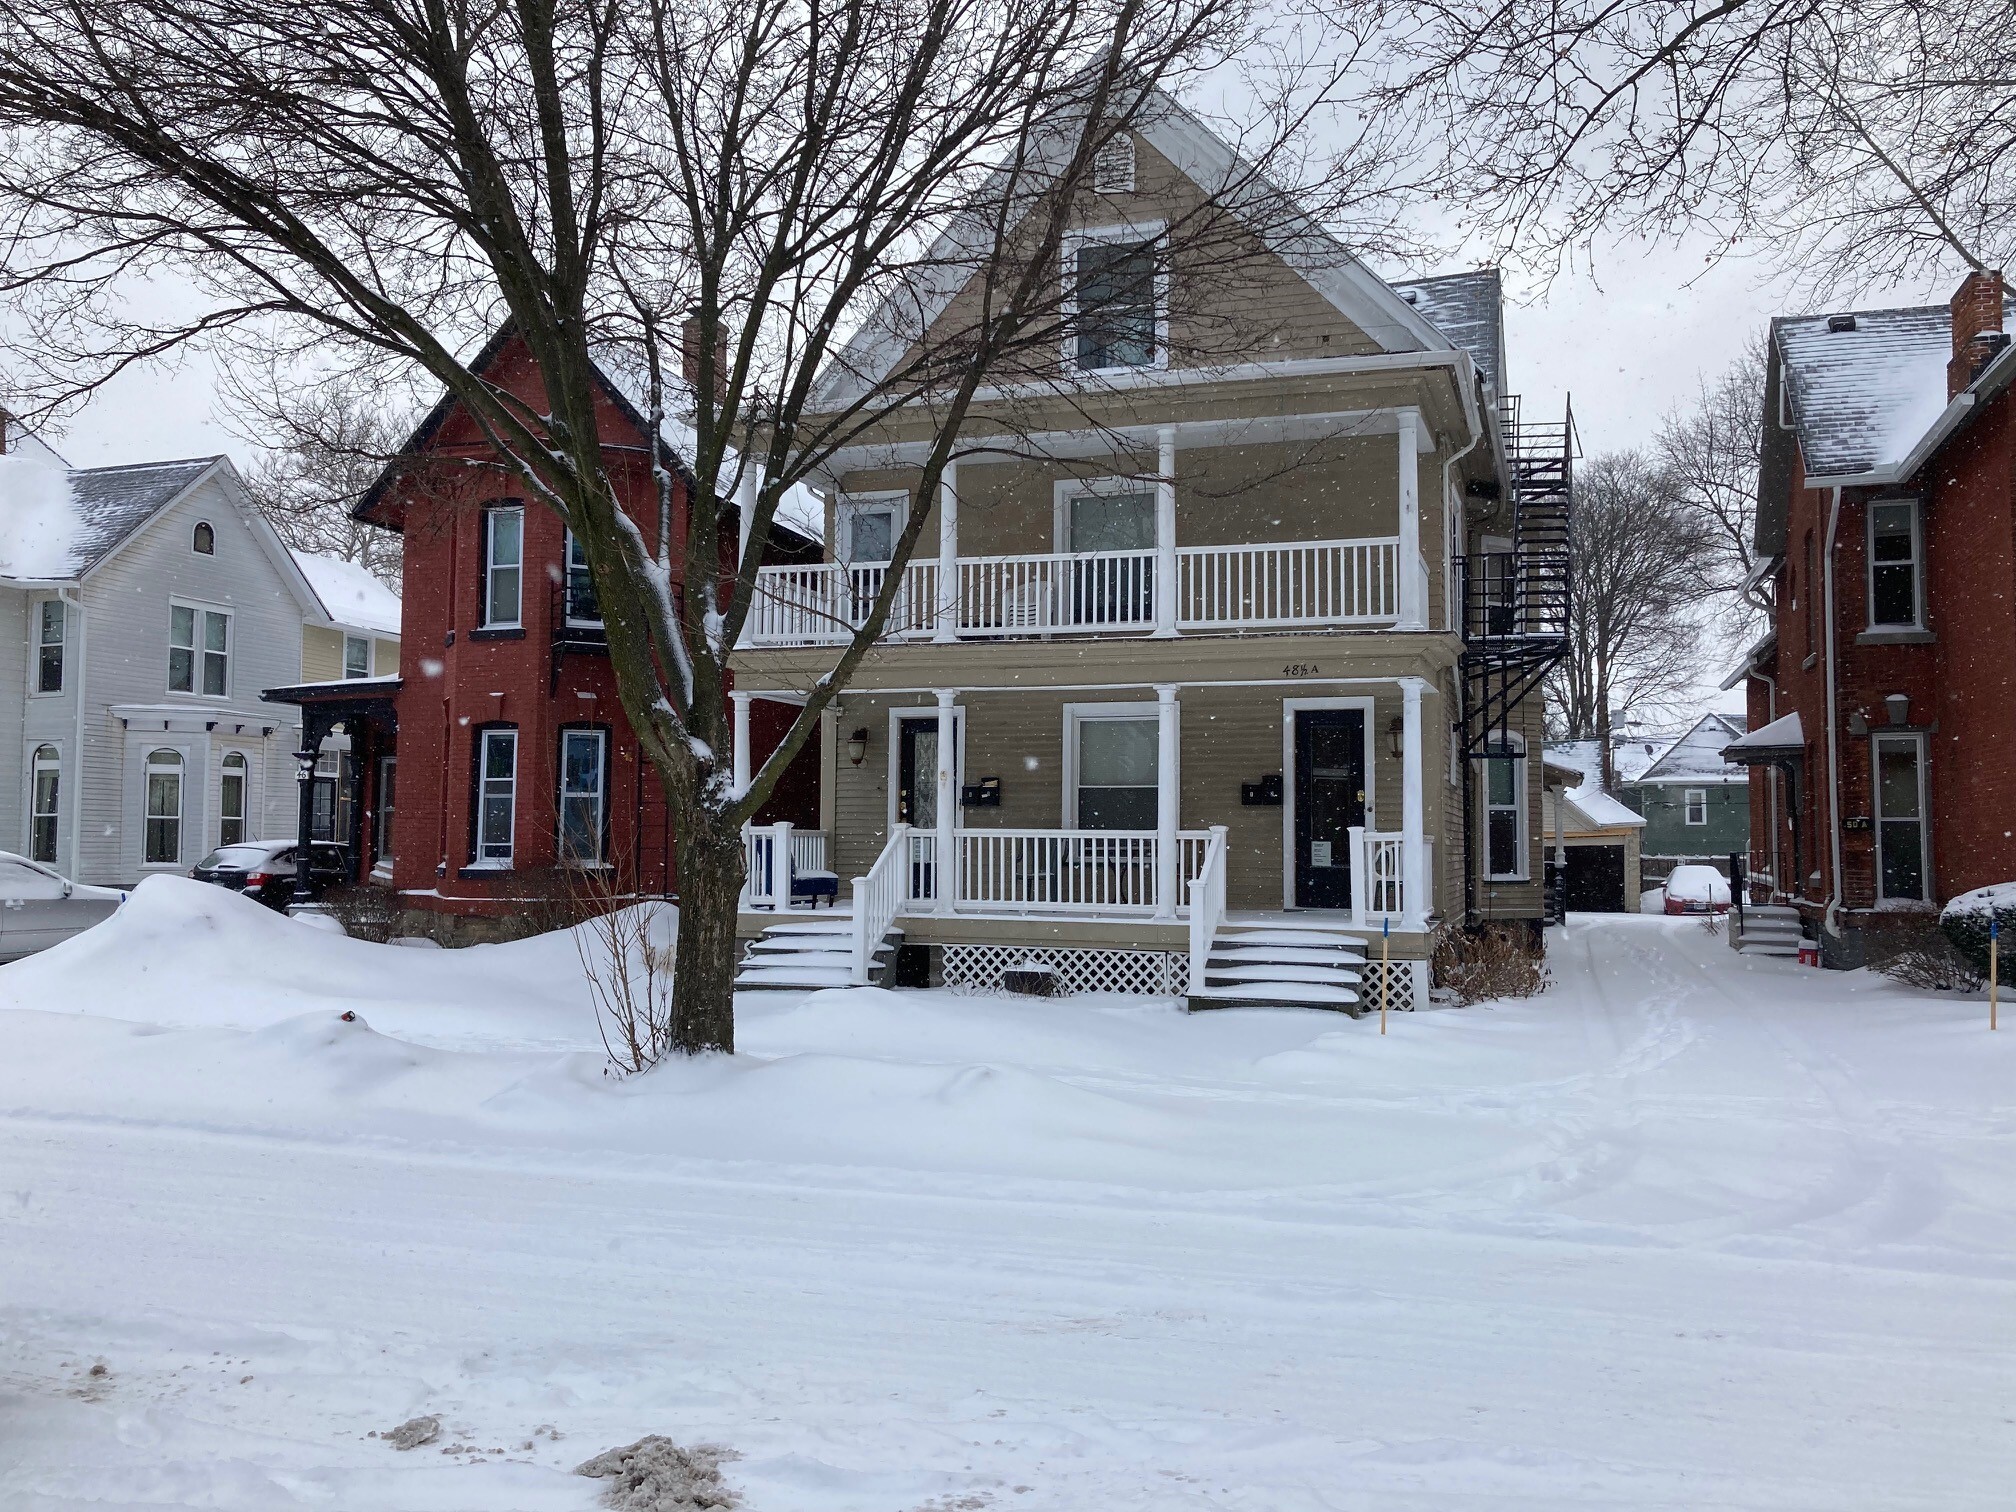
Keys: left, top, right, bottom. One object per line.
{"left": 3, "top": 880, "right": 2013, "bottom": 1510}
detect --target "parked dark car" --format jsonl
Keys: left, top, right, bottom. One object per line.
{"left": 191, "top": 840, "right": 349, "bottom": 910}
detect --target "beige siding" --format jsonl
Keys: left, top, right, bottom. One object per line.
{"left": 374, "top": 637, "right": 400, "bottom": 675}
{"left": 302, "top": 624, "right": 345, "bottom": 682}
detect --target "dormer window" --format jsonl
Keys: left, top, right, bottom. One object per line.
{"left": 1093, "top": 135, "right": 1135, "bottom": 193}
{"left": 1070, "top": 230, "right": 1162, "bottom": 372}
{"left": 192, "top": 521, "right": 215, "bottom": 555}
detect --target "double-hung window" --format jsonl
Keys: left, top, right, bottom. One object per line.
{"left": 1874, "top": 734, "right": 1928, "bottom": 901}
{"left": 564, "top": 531, "right": 602, "bottom": 625}
{"left": 1868, "top": 499, "right": 1922, "bottom": 628}
{"left": 1073, "top": 714, "right": 1158, "bottom": 830}
{"left": 558, "top": 728, "right": 608, "bottom": 864}
{"left": 1484, "top": 736, "right": 1527, "bottom": 879}
{"left": 30, "top": 746, "right": 59, "bottom": 863}
{"left": 474, "top": 727, "right": 518, "bottom": 866}
{"left": 343, "top": 634, "right": 372, "bottom": 679}
{"left": 1072, "top": 235, "right": 1160, "bottom": 371}
{"left": 169, "top": 604, "right": 230, "bottom": 696}
{"left": 1683, "top": 788, "right": 1708, "bottom": 826}
{"left": 145, "top": 748, "right": 184, "bottom": 865}
{"left": 35, "top": 600, "right": 63, "bottom": 693}
{"left": 219, "top": 751, "right": 248, "bottom": 847}
{"left": 482, "top": 504, "right": 524, "bottom": 628}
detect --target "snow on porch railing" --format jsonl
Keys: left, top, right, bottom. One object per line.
{"left": 1186, "top": 825, "right": 1230, "bottom": 994}
{"left": 1177, "top": 537, "right": 1399, "bottom": 628}
{"left": 741, "top": 823, "right": 829, "bottom": 909}
{"left": 744, "top": 560, "right": 938, "bottom": 645}
{"left": 849, "top": 822, "right": 911, "bottom": 984}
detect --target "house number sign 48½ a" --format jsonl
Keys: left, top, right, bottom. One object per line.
{"left": 1283, "top": 663, "right": 1321, "bottom": 677}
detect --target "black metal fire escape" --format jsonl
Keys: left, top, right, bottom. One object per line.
{"left": 1456, "top": 396, "right": 1575, "bottom": 925}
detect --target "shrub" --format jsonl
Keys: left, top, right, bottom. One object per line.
{"left": 1869, "top": 912, "right": 1983, "bottom": 992}
{"left": 1431, "top": 922, "right": 1550, "bottom": 1006}
{"left": 318, "top": 884, "right": 400, "bottom": 943}
{"left": 1940, "top": 883, "right": 2016, "bottom": 979}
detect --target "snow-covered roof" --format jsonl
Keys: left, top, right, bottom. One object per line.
{"left": 0, "top": 453, "right": 221, "bottom": 581}
{"left": 1394, "top": 269, "right": 1504, "bottom": 395}
{"left": 292, "top": 550, "right": 401, "bottom": 636}
{"left": 1633, "top": 714, "right": 1749, "bottom": 786}
{"left": 1723, "top": 711, "right": 1805, "bottom": 760}
{"left": 1542, "top": 740, "right": 1647, "bottom": 830}
{"left": 1775, "top": 295, "right": 2016, "bottom": 481}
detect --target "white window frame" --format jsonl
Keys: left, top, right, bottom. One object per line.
{"left": 1060, "top": 701, "right": 1167, "bottom": 831}
{"left": 836, "top": 491, "right": 908, "bottom": 566}
{"left": 472, "top": 726, "right": 518, "bottom": 867}
{"left": 1482, "top": 731, "right": 1529, "bottom": 882}
{"left": 562, "top": 529, "right": 604, "bottom": 626}
{"left": 29, "top": 744, "right": 60, "bottom": 864}
{"left": 1683, "top": 787, "right": 1708, "bottom": 826}
{"left": 1865, "top": 496, "right": 1924, "bottom": 630}
{"left": 168, "top": 599, "right": 232, "bottom": 698}
{"left": 481, "top": 503, "right": 525, "bottom": 629}
{"left": 1050, "top": 474, "right": 1162, "bottom": 554}
{"left": 191, "top": 519, "right": 215, "bottom": 555}
{"left": 342, "top": 634, "right": 373, "bottom": 679}
{"left": 32, "top": 598, "right": 63, "bottom": 696}
{"left": 1062, "top": 221, "right": 1168, "bottom": 376}
{"left": 884, "top": 704, "right": 966, "bottom": 835}
{"left": 217, "top": 750, "right": 250, "bottom": 848}
{"left": 374, "top": 754, "right": 397, "bottom": 873}
{"left": 558, "top": 727, "right": 609, "bottom": 866}
{"left": 143, "top": 747, "right": 185, "bottom": 868}
{"left": 1873, "top": 731, "right": 1931, "bottom": 902}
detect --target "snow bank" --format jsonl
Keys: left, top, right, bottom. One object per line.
{"left": 0, "top": 453, "right": 80, "bottom": 578}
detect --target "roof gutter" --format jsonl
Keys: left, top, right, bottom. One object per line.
{"left": 1803, "top": 336, "right": 2016, "bottom": 489}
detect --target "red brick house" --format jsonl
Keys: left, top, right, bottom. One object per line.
{"left": 1725, "top": 271, "right": 2016, "bottom": 964}
{"left": 262, "top": 331, "right": 817, "bottom": 925}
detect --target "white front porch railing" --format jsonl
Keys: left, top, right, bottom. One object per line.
{"left": 849, "top": 822, "right": 910, "bottom": 984}
{"left": 1187, "top": 825, "right": 1230, "bottom": 993}
{"left": 741, "top": 823, "right": 829, "bottom": 909}
{"left": 746, "top": 537, "right": 1403, "bottom": 645}
{"left": 1348, "top": 827, "right": 1434, "bottom": 925}
{"left": 868, "top": 827, "right": 1216, "bottom": 915}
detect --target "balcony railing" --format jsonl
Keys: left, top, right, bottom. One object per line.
{"left": 745, "top": 536, "right": 1402, "bottom": 645}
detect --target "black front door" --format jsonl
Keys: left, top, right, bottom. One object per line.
{"left": 898, "top": 717, "right": 946, "bottom": 897}
{"left": 1294, "top": 709, "right": 1365, "bottom": 909}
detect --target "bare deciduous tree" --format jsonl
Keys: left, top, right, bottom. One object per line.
{"left": 0, "top": 0, "right": 1411, "bottom": 1052}
{"left": 1550, "top": 451, "right": 1701, "bottom": 783}
{"left": 1371, "top": 0, "right": 2016, "bottom": 296}
{"left": 1656, "top": 336, "right": 1767, "bottom": 636}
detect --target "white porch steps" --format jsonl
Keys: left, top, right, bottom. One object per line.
{"left": 734, "top": 914, "right": 900, "bottom": 991}
{"left": 1188, "top": 919, "right": 1368, "bottom": 1012}
{"left": 1732, "top": 905, "right": 1804, "bottom": 958}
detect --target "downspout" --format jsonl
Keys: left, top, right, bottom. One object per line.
{"left": 1821, "top": 487, "right": 1845, "bottom": 937}
{"left": 1443, "top": 384, "right": 1488, "bottom": 924}
{"left": 59, "top": 587, "right": 86, "bottom": 882}
{"left": 1751, "top": 669, "right": 1781, "bottom": 897}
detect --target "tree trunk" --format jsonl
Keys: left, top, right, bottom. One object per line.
{"left": 671, "top": 815, "right": 745, "bottom": 1055}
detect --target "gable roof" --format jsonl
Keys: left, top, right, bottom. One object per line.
{"left": 1394, "top": 270, "right": 1504, "bottom": 395}
{"left": 293, "top": 550, "right": 402, "bottom": 636}
{"left": 1632, "top": 713, "right": 1748, "bottom": 786}
{"left": 1544, "top": 739, "right": 1648, "bottom": 829}
{"left": 812, "top": 89, "right": 1461, "bottom": 409}
{"left": 0, "top": 454, "right": 222, "bottom": 581}
{"left": 1774, "top": 293, "right": 2016, "bottom": 482}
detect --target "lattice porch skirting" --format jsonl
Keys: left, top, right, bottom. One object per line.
{"left": 939, "top": 944, "right": 1190, "bottom": 997}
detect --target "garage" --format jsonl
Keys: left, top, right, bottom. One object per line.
{"left": 1564, "top": 843, "right": 1627, "bottom": 912}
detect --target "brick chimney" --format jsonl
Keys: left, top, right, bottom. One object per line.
{"left": 1948, "top": 269, "right": 2007, "bottom": 397}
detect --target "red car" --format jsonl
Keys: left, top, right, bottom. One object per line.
{"left": 1662, "top": 864, "right": 1732, "bottom": 915}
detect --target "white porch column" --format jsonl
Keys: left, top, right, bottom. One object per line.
{"left": 935, "top": 460, "right": 959, "bottom": 642}
{"left": 934, "top": 688, "right": 958, "bottom": 912}
{"left": 730, "top": 690, "right": 752, "bottom": 799}
{"left": 1400, "top": 677, "right": 1427, "bottom": 928}
{"left": 736, "top": 461, "right": 762, "bottom": 573}
{"left": 1396, "top": 409, "right": 1424, "bottom": 630}
{"left": 1154, "top": 684, "right": 1180, "bottom": 919}
{"left": 1154, "top": 427, "right": 1178, "bottom": 636}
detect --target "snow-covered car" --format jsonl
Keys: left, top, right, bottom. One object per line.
{"left": 1662, "top": 864, "right": 1732, "bottom": 915}
{"left": 0, "top": 852, "right": 126, "bottom": 962}
{"left": 191, "top": 840, "right": 349, "bottom": 911}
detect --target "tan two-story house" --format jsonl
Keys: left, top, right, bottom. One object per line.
{"left": 728, "top": 101, "right": 1571, "bottom": 1011}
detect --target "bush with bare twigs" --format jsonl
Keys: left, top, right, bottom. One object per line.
{"left": 1431, "top": 923, "right": 1551, "bottom": 1006}
{"left": 1867, "top": 914, "right": 1983, "bottom": 994}
{"left": 317, "top": 884, "right": 400, "bottom": 943}
{"left": 561, "top": 865, "right": 678, "bottom": 1075}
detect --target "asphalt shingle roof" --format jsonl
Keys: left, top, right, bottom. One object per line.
{"left": 1394, "top": 269, "right": 1504, "bottom": 395}
{"left": 63, "top": 457, "right": 220, "bottom": 575}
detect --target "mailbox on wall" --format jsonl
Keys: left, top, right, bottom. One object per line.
{"left": 960, "top": 777, "right": 1002, "bottom": 808}
{"left": 1241, "top": 773, "right": 1283, "bottom": 807}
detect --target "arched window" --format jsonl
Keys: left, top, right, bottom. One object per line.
{"left": 192, "top": 521, "right": 215, "bottom": 555}
{"left": 219, "top": 751, "right": 248, "bottom": 847}
{"left": 144, "top": 749, "right": 184, "bottom": 865}
{"left": 30, "top": 746, "right": 59, "bottom": 864}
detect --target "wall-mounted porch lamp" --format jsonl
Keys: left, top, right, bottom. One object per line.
{"left": 847, "top": 728, "right": 870, "bottom": 766}
{"left": 1386, "top": 717, "right": 1405, "bottom": 759}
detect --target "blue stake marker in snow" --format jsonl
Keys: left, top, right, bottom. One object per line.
{"left": 1380, "top": 916, "right": 1391, "bottom": 1033}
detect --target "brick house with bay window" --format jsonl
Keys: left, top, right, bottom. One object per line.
{"left": 261, "top": 330, "right": 816, "bottom": 925}
{"left": 1725, "top": 270, "right": 2016, "bottom": 964}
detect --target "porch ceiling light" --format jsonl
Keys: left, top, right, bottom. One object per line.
{"left": 1386, "top": 716, "right": 1404, "bottom": 759}
{"left": 847, "top": 727, "right": 869, "bottom": 766}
